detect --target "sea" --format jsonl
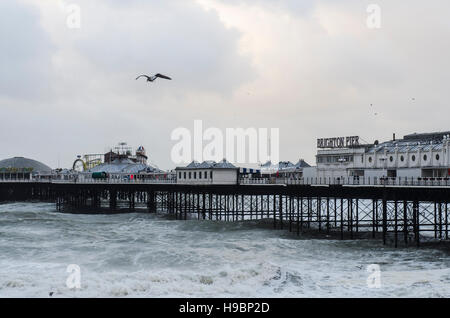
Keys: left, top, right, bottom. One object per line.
{"left": 0, "top": 202, "right": 449, "bottom": 297}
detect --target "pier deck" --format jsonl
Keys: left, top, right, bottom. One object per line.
{"left": 0, "top": 181, "right": 449, "bottom": 247}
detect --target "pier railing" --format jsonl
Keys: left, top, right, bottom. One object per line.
{"left": 0, "top": 178, "right": 177, "bottom": 184}
{"left": 2, "top": 176, "right": 450, "bottom": 187}
{"left": 240, "top": 176, "right": 450, "bottom": 187}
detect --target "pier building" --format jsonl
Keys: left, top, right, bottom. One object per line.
{"left": 75, "top": 142, "right": 169, "bottom": 182}
{"left": 315, "top": 132, "right": 450, "bottom": 181}
{"left": 260, "top": 160, "right": 311, "bottom": 178}
{"left": 176, "top": 159, "right": 239, "bottom": 185}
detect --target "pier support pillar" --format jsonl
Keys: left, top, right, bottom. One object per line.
{"left": 147, "top": 191, "right": 156, "bottom": 213}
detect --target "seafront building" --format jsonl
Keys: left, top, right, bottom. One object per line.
{"left": 315, "top": 131, "right": 450, "bottom": 180}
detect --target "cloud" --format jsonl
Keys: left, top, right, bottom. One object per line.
{"left": 0, "top": 0, "right": 449, "bottom": 169}
{"left": 34, "top": 0, "right": 254, "bottom": 97}
{"left": 196, "top": 0, "right": 450, "bottom": 156}
{"left": 0, "top": 0, "right": 54, "bottom": 99}
{"left": 0, "top": 0, "right": 255, "bottom": 168}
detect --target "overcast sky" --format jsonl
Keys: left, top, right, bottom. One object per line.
{"left": 1, "top": 0, "right": 449, "bottom": 169}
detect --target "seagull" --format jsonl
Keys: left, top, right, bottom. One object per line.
{"left": 136, "top": 73, "right": 172, "bottom": 82}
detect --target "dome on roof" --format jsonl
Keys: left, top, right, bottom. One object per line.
{"left": 0, "top": 157, "right": 52, "bottom": 173}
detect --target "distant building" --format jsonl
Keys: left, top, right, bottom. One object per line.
{"left": 0, "top": 157, "right": 52, "bottom": 180}
{"left": 260, "top": 159, "right": 311, "bottom": 178}
{"left": 176, "top": 159, "right": 239, "bottom": 185}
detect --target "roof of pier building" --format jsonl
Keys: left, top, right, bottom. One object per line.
{"left": 366, "top": 132, "right": 450, "bottom": 154}
{"left": 0, "top": 157, "right": 52, "bottom": 173}
{"left": 260, "top": 159, "right": 311, "bottom": 172}
{"left": 88, "top": 158, "right": 163, "bottom": 174}
{"left": 176, "top": 159, "right": 238, "bottom": 170}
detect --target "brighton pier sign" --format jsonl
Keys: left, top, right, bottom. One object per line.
{"left": 317, "top": 136, "right": 360, "bottom": 149}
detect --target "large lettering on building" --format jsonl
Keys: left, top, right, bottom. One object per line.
{"left": 317, "top": 136, "right": 360, "bottom": 149}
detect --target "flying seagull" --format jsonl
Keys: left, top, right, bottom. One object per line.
{"left": 136, "top": 73, "right": 172, "bottom": 82}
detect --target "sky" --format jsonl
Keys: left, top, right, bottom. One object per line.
{"left": 1, "top": 0, "right": 449, "bottom": 170}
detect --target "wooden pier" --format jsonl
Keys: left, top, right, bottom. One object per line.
{"left": 0, "top": 181, "right": 449, "bottom": 247}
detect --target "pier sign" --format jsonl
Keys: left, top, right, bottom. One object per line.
{"left": 317, "top": 136, "right": 360, "bottom": 149}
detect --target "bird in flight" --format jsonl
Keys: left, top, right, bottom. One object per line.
{"left": 136, "top": 73, "right": 172, "bottom": 82}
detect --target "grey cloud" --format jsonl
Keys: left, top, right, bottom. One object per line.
{"left": 71, "top": 0, "right": 254, "bottom": 96}
{"left": 0, "top": 0, "right": 449, "bottom": 169}
{"left": 0, "top": 0, "right": 54, "bottom": 99}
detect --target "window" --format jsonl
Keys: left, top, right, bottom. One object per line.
{"left": 412, "top": 155, "right": 416, "bottom": 162}
{"left": 178, "top": 172, "right": 181, "bottom": 179}
{"left": 189, "top": 172, "right": 192, "bottom": 179}
{"left": 436, "top": 154, "right": 440, "bottom": 161}
{"left": 194, "top": 172, "right": 196, "bottom": 179}
{"left": 368, "top": 157, "right": 372, "bottom": 163}
{"left": 389, "top": 156, "right": 393, "bottom": 162}
{"left": 184, "top": 172, "right": 186, "bottom": 179}
{"left": 199, "top": 171, "right": 202, "bottom": 179}
{"left": 210, "top": 171, "right": 213, "bottom": 179}
{"left": 205, "top": 171, "right": 208, "bottom": 179}
{"left": 423, "top": 154, "right": 427, "bottom": 161}
{"left": 361, "top": 155, "right": 364, "bottom": 163}
{"left": 400, "top": 155, "right": 404, "bottom": 162}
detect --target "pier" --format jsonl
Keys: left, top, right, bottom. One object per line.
{"left": 1, "top": 180, "right": 449, "bottom": 247}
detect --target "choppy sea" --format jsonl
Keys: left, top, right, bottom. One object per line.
{"left": 0, "top": 202, "right": 449, "bottom": 297}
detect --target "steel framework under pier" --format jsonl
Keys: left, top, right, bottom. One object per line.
{"left": 0, "top": 182, "right": 449, "bottom": 247}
